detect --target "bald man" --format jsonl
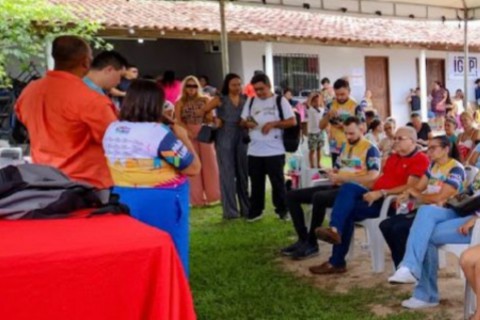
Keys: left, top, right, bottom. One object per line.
{"left": 15, "top": 35, "right": 117, "bottom": 191}
{"left": 310, "top": 127, "right": 430, "bottom": 275}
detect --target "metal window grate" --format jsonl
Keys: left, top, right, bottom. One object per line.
{"left": 265, "top": 54, "right": 319, "bottom": 95}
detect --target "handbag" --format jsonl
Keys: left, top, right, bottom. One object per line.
{"left": 446, "top": 192, "right": 480, "bottom": 217}
{"left": 196, "top": 124, "right": 217, "bottom": 144}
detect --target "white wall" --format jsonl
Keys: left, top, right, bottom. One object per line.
{"left": 239, "top": 41, "right": 477, "bottom": 126}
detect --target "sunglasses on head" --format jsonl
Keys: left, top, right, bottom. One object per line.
{"left": 186, "top": 84, "right": 198, "bottom": 89}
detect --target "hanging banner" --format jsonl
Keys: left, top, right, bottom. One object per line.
{"left": 448, "top": 53, "right": 480, "bottom": 80}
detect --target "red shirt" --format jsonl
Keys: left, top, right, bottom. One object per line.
{"left": 372, "top": 150, "right": 430, "bottom": 191}
{"left": 16, "top": 71, "right": 117, "bottom": 189}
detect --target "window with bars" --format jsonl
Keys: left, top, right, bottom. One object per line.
{"left": 264, "top": 54, "right": 320, "bottom": 95}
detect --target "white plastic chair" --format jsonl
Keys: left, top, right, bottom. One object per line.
{"left": 311, "top": 177, "right": 396, "bottom": 273}
{"left": 439, "top": 219, "right": 480, "bottom": 320}
{"left": 350, "top": 195, "right": 397, "bottom": 273}
{"left": 0, "top": 147, "right": 23, "bottom": 168}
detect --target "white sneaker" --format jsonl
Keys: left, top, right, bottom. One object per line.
{"left": 246, "top": 213, "right": 264, "bottom": 223}
{"left": 401, "top": 297, "right": 439, "bottom": 309}
{"left": 388, "top": 266, "right": 417, "bottom": 284}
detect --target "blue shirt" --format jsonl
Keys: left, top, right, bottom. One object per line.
{"left": 83, "top": 77, "right": 105, "bottom": 96}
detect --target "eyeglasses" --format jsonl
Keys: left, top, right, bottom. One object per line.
{"left": 393, "top": 136, "right": 411, "bottom": 142}
{"left": 427, "top": 145, "right": 442, "bottom": 152}
{"left": 185, "top": 84, "right": 198, "bottom": 89}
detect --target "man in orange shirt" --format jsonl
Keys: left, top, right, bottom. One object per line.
{"left": 15, "top": 36, "right": 117, "bottom": 190}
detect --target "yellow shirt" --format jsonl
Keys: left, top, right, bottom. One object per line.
{"left": 337, "top": 137, "right": 380, "bottom": 177}
{"left": 328, "top": 99, "right": 361, "bottom": 154}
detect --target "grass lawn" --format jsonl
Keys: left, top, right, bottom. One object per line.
{"left": 189, "top": 200, "right": 430, "bottom": 320}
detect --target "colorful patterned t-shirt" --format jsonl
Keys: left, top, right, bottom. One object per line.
{"left": 103, "top": 121, "right": 194, "bottom": 188}
{"left": 425, "top": 158, "right": 465, "bottom": 194}
{"left": 335, "top": 137, "right": 380, "bottom": 176}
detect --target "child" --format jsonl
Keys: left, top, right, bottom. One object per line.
{"left": 306, "top": 92, "right": 325, "bottom": 168}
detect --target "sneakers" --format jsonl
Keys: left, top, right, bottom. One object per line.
{"left": 388, "top": 266, "right": 417, "bottom": 284}
{"left": 277, "top": 211, "right": 290, "bottom": 221}
{"left": 291, "top": 242, "right": 319, "bottom": 260}
{"left": 280, "top": 241, "right": 304, "bottom": 256}
{"left": 401, "top": 297, "right": 439, "bottom": 309}
{"left": 246, "top": 212, "right": 264, "bottom": 223}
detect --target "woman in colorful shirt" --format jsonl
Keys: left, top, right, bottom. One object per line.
{"left": 387, "top": 136, "right": 473, "bottom": 310}
{"left": 458, "top": 111, "right": 480, "bottom": 164}
{"left": 175, "top": 75, "right": 221, "bottom": 207}
{"left": 103, "top": 79, "right": 201, "bottom": 274}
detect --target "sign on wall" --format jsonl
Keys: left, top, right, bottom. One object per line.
{"left": 448, "top": 53, "right": 480, "bottom": 80}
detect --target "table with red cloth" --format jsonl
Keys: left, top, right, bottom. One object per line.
{"left": 0, "top": 215, "right": 197, "bottom": 320}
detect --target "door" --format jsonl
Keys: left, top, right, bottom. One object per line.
{"left": 365, "top": 57, "right": 391, "bottom": 120}
{"left": 416, "top": 58, "right": 446, "bottom": 91}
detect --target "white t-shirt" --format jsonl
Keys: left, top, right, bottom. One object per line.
{"left": 307, "top": 106, "right": 324, "bottom": 134}
{"left": 241, "top": 95, "right": 295, "bottom": 157}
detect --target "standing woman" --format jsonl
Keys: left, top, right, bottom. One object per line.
{"left": 103, "top": 79, "right": 201, "bottom": 273}
{"left": 205, "top": 73, "right": 250, "bottom": 219}
{"left": 430, "top": 81, "right": 447, "bottom": 130}
{"left": 457, "top": 111, "right": 480, "bottom": 164}
{"left": 175, "top": 75, "right": 221, "bottom": 207}
{"left": 158, "top": 70, "right": 182, "bottom": 104}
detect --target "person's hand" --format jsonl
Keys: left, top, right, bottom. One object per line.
{"left": 363, "top": 191, "right": 383, "bottom": 206}
{"left": 170, "top": 123, "right": 189, "bottom": 142}
{"left": 328, "top": 109, "right": 337, "bottom": 118}
{"left": 327, "top": 172, "right": 343, "bottom": 185}
{"left": 407, "top": 188, "right": 421, "bottom": 198}
{"left": 459, "top": 217, "right": 478, "bottom": 236}
{"left": 396, "top": 192, "right": 409, "bottom": 206}
{"left": 262, "top": 122, "right": 276, "bottom": 135}
{"left": 244, "top": 120, "right": 257, "bottom": 129}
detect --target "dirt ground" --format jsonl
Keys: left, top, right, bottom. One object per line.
{"left": 279, "top": 226, "right": 469, "bottom": 320}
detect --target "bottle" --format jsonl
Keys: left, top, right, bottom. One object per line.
{"left": 397, "top": 200, "right": 410, "bottom": 214}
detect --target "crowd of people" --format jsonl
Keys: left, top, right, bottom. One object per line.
{"left": 13, "top": 35, "right": 480, "bottom": 318}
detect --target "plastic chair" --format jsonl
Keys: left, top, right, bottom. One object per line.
{"left": 350, "top": 195, "right": 397, "bottom": 273}
{"left": 311, "top": 178, "right": 396, "bottom": 273}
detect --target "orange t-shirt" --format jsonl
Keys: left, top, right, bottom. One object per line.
{"left": 243, "top": 83, "right": 256, "bottom": 98}
{"left": 15, "top": 71, "right": 117, "bottom": 189}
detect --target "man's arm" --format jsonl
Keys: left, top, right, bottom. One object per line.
{"left": 110, "top": 87, "right": 126, "bottom": 98}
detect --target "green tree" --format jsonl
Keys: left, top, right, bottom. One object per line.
{"left": 0, "top": 0, "right": 107, "bottom": 87}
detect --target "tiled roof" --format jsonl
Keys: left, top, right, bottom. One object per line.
{"left": 50, "top": 0, "right": 480, "bottom": 50}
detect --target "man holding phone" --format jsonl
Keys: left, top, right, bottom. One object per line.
{"left": 281, "top": 116, "right": 379, "bottom": 260}
{"left": 240, "top": 74, "right": 296, "bottom": 222}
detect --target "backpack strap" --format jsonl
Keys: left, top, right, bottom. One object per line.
{"left": 276, "top": 95, "right": 284, "bottom": 121}
{"left": 248, "top": 97, "right": 255, "bottom": 116}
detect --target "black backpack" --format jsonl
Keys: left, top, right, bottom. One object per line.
{"left": 248, "top": 95, "right": 301, "bottom": 153}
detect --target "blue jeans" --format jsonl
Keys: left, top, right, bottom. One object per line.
{"left": 328, "top": 182, "right": 383, "bottom": 267}
{"left": 400, "top": 205, "right": 472, "bottom": 303}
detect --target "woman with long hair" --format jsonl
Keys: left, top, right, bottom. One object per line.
{"left": 204, "top": 73, "right": 249, "bottom": 219}
{"left": 387, "top": 136, "right": 471, "bottom": 310}
{"left": 175, "top": 75, "right": 220, "bottom": 207}
{"left": 430, "top": 81, "right": 447, "bottom": 130}
{"left": 458, "top": 111, "right": 480, "bottom": 164}
{"left": 103, "top": 79, "right": 201, "bottom": 273}
{"left": 365, "top": 119, "right": 385, "bottom": 147}
{"left": 158, "top": 70, "right": 182, "bottom": 104}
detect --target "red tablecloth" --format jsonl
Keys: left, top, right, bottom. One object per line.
{"left": 0, "top": 215, "right": 196, "bottom": 320}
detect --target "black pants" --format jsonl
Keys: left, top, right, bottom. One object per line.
{"left": 286, "top": 185, "right": 340, "bottom": 245}
{"left": 248, "top": 155, "right": 287, "bottom": 218}
{"left": 379, "top": 212, "right": 416, "bottom": 268}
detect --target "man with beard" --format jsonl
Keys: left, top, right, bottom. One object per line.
{"left": 281, "top": 116, "right": 380, "bottom": 260}
{"left": 320, "top": 78, "right": 364, "bottom": 165}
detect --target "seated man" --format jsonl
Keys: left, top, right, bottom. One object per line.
{"left": 407, "top": 113, "right": 432, "bottom": 147}
{"left": 83, "top": 50, "right": 128, "bottom": 98}
{"left": 281, "top": 116, "right": 379, "bottom": 259}
{"left": 15, "top": 35, "right": 117, "bottom": 192}
{"left": 312, "top": 127, "right": 430, "bottom": 274}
